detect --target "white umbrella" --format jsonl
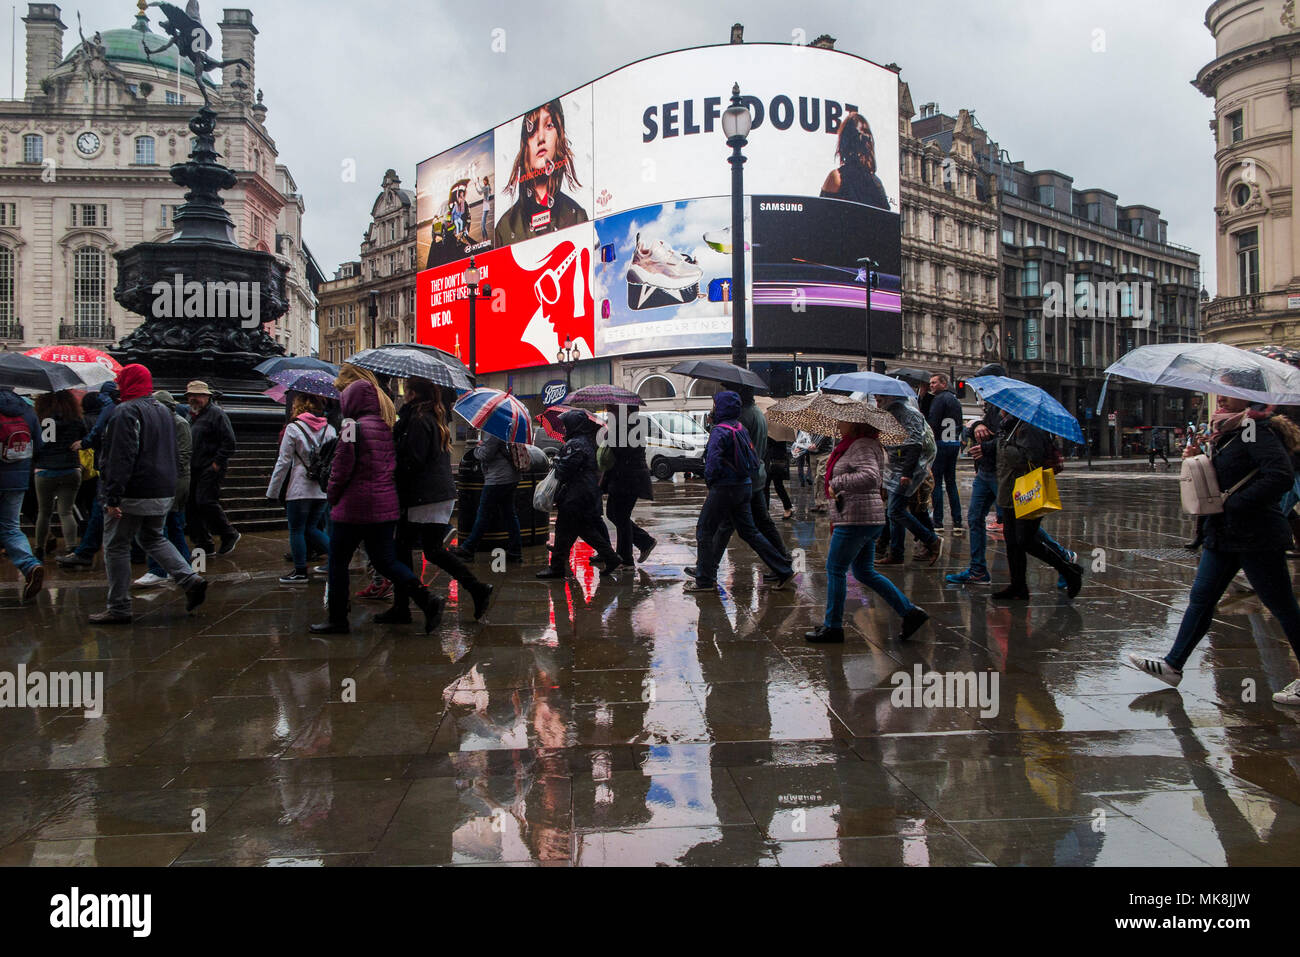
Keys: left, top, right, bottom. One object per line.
{"left": 1104, "top": 343, "right": 1300, "bottom": 407}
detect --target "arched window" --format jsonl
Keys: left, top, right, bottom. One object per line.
{"left": 687, "top": 378, "right": 717, "bottom": 399}
{"left": 0, "top": 246, "right": 14, "bottom": 334}
{"left": 135, "top": 135, "right": 156, "bottom": 165}
{"left": 73, "top": 246, "right": 106, "bottom": 335}
{"left": 637, "top": 375, "right": 677, "bottom": 401}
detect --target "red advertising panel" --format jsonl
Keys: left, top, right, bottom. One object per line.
{"left": 417, "top": 225, "right": 596, "bottom": 375}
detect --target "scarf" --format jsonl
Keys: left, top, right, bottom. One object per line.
{"left": 1210, "top": 406, "right": 1275, "bottom": 447}
{"left": 824, "top": 436, "right": 857, "bottom": 500}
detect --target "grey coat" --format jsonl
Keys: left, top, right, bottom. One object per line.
{"left": 828, "top": 437, "right": 887, "bottom": 526}
{"left": 474, "top": 434, "right": 521, "bottom": 486}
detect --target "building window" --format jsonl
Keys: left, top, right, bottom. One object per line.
{"left": 23, "top": 134, "right": 42, "bottom": 164}
{"left": 1236, "top": 228, "right": 1259, "bottom": 295}
{"left": 135, "top": 136, "right": 156, "bottom": 165}
{"left": 73, "top": 246, "right": 106, "bottom": 332}
{"left": 165, "top": 91, "right": 186, "bottom": 105}
{"left": 72, "top": 204, "right": 108, "bottom": 228}
{"left": 409, "top": 247, "right": 417, "bottom": 269}
{"left": 0, "top": 203, "right": 15, "bottom": 227}
{"left": 1228, "top": 110, "right": 1244, "bottom": 144}
{"left": 0, "top": 246, "right": 13, "bottom": 331}
{"left": 1232, "top": 183, "right": 1251, "bottom": 208}
{"left": 1036, "top": 185, "right": 1054, "bottom": 208}
{"left": 1022, "top": 261, "right": 1040, "bottom": 298}
{"left": 389, "top": 221, "right": 396, "bottom": 242}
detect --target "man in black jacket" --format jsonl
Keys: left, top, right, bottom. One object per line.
{"left": 91, "top": 365, "right": 207, "bottom": 624}
{"left": 537, "top": 409, "right": 623, "bottom": 580}
{"left": 185, "top": 380, "right": 239, "bottom": 557}
{"left": 927, "top": 373, "right": 964, "bottom": 537}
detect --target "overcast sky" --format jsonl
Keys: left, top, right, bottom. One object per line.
{"left": 4, "top": 0, "right": 1219, "bottom": 290}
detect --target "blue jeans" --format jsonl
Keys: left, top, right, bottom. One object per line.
{"left": 1166, "top": 547, "right": 1300, "bottom": 670}
{"left": 696, "top": 483, "right": 792, "bottom": 583}
{"left": 146, "top": 510, "right": 189, "bottom": 578}
{"left": 286, "top": 498, "right": 329, "bottom": 571}
{"left": 931, "top": 443, "right": 962, "bottom": 527}
{"left": 887, "top": 486, "right": 938, "bottom": 558}
{"left": 0, "top": 488, "right": 38, "bottom": 574}
{"left": 75, "top": 496, "right": 104, "bottom": 558}
{"left": 825, "top": 525, "right": 915, "bottom": 628}
{"left": 967, "top": 473, "right": 999, "bottom": 576}
{"left": 461, "top": 482, "right": 523, "bottom": 557}
{"left": 1282, "top": 474, "right": 1300, "bottom": 515}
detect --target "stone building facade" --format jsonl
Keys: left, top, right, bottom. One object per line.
{"left": 1196, "top": 0, "right": 1300, "bottom": 351}
{"left": 318, "top": 260, "right": 361, "bottom": 366}
{"left": 0, "top": 2, "right": 320, "bottom": 355}
{"left": 356, "top": 169, "right": 420, "bottom": 350}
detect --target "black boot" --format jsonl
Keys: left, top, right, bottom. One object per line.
{"left": 310, "top": 620, "right": 350, "bottom": 635}
{"left": 805, "top": 626, "right": 845, "bottom": 644}
{"left": 410, "top": 585, "right": 445, "bottom": 635}
{"left": 373, "top": 605, "right": 413, "bottom": 625}
{"left": 468, "top": 581, "right": 494, "bottom": 621}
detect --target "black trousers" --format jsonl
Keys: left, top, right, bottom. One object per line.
{"left": 551, "top": 508, "right": 620, "bottom": 572}
{"left": 606, "top": 493, "right": 654, "bottom": 564}
{"left": 327, "top": 520, "right": 418, "bottom": 624}
{"left": 765, "top": 474, "right": 792, "bottom": 511}
{"left": 393, "top": 520, "right": 482, "bottom": 613}
{"left": 1003, "top": 512, "right": 1073, "bottom": 591}
{"left": 714, "top": 486, "right": 790, "bottom": 562}
{"left": 188, "top": 469, "right": 235, "bottom": 546}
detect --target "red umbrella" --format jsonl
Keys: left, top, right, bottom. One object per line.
{"left": 24, "top": 345, "right": 122, "bottom": 373}
{"left": 536, "top": 405, "right": 602, "bottom": 441}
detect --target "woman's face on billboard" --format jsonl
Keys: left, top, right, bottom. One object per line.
{"left": 528, "top": 108, "right": 558, "bottom": 172}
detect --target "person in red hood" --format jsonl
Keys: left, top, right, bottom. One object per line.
{"left": 91, "top": 364, "right": 207, "bottom": 624}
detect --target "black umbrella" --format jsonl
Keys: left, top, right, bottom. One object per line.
{"left": 668, "top": 359, "right": 770, "bottom": 394}
{"left": 0, "top": 353, "right": 88, "bottom": 393}
{"left": 886, "top": 367, "right": 931, "bottom": 385}
{"left": 253, "top": 356, "right": 340, "bottom": 377}
{"left": 345, "top": 346, "right": 474, "bottom": 393}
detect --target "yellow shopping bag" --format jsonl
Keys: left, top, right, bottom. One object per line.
{"left": 1012, "top": 467, "right": 1061, "bottom": 520}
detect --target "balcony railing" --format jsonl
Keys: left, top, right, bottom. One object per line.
{"left": 0, "top": 321, "right": 23, "bottom": 340}
{"left": 1201, "top": 294, "right": 1261, "bottom": 329}
{"left": 59, "top": 322, "right": 116, "bottom": 341}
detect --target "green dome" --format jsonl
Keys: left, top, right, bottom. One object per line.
{"left": 61, "top": 16, "right": 199, "bottom": 78}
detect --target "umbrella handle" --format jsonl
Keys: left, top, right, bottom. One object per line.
{"left": 1095, "top": 375, "right": 1111, "bottom": 417}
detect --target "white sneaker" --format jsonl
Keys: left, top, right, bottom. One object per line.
{"left": 1272, "top": 680, "right": 1300, "bottom": 706}
{"left": 133, "top": 572, "right": 168, "bottom": 589}
{"left": 1127, "top": 653, "right": 1183, "bottom": 688}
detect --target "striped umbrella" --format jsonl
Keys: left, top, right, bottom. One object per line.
{"left": 568, "top": 385, "right": 643, "bottom": 409}
{"left": 452, "top": 388, "right": 531, "bottom": 444}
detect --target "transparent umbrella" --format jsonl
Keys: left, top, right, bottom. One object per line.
{"left": 1104, "top": 343, "right": 1300, "bottom": 407}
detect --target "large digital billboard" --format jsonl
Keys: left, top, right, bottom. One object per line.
{"left": 416, "top": 43, "right": 900, "bottom": 375}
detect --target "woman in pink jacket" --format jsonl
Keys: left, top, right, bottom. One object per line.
{"left": 311, "top": 367, "right": 442, "bottom": 635}
{"left": 807, "top": 419, "right": 930, "bottom": 645}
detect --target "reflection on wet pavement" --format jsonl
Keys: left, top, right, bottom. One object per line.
{"left": 2, "top": 474, "right": 1299, "bottom": 865}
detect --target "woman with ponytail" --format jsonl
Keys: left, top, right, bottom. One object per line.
{"left": 386, "top": 377, "right": 494, "bottom": 623}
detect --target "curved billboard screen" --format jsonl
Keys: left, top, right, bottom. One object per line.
{"left": 416, "top": 43, "right": 901, "bottom": 375}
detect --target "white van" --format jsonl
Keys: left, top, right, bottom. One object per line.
{"left": 642, "top": 411, "right": 709, "bottom": 480}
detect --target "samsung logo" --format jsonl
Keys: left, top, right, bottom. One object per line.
{"left": 760, "top": 202, "right": 804, "bottom": 212}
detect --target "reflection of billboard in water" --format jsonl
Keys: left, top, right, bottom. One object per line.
{"left": 416, "top": 43, "right": 901, "bottom": 373}
{"left": 417, "top": 225, "right": 595, "bottom": 376}
{"left": 594, "top": 197, "right": 751, "bottom": 357}
{"left": 751, "top": 195, "right": 902, "bottom": 355}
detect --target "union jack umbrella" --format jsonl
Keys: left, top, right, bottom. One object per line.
{"left": 452, "top": 388, "right": 531, "bottom": 444}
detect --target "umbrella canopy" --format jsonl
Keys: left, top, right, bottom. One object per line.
{"left": 1104, "top": 342, "right": 1300, "bottom": 407}
{"left": 269, "top": 369, "right": 341, "bottom": 402}
{"left": 820, "top": 371, "right": 916, "bottom": 399}
{"left": 0, "top": 353, "right": 88, "bottom": 393}
{"left": 568, "top": 384, "right": 643, "bottom": 409}
{"left": 886, "top": 367, "right": 931, "bottom": 385}
{"left": 24, "top": 345, "right": 120, "bottom": 390}
{"left": 967, "top": 376, "right": 1084, "bottom": 444}
{"left": 754, "top": 396, "right": 795, "bottom": 442}
{"left": 668, "top": 359, "right": 770, "bottom": 393}
{"left": 767, "top": 392, "right": 909, "bottom": 446}
{"left": 536, "top": 405, "right": 602, "bottom": 441}
{"left": 453, "top": 388, "right": 532, "bottom": 444}
{"left": 254, "top": 356, "right": 340, "bottom": 377}
{"left": 346, "top": 346, "right": 474, "bottom": 393}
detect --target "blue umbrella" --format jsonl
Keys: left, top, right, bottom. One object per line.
{"left": 254, "top": 356, "right": 340, "bottom": 377}
{"left": 452, "top": 388, "right": 532, "bottom": 444}
{"left": 820, "top": 371, "right": 916, "bottom": 399}
{"left": 967, "top": 376, "right": 1084, "bottom": 444}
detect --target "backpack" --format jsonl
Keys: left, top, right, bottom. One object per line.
{"left": 305, "top": 435, "right": 338, "bottom": 492}
{"left": 507, "top": 442, "right": 532, "bottom": 472}
{"left": 0, "top": 413, "right": 33, "bottom": 465}
{"left": 1180, "top": 452, "right": 1257, "bottom": 516}
{"left": 717, "top": 422, "right": 760, "bottom": 479}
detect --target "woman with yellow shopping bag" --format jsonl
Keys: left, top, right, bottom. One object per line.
{"left": 994, "top": 408, "right": 1083, "bottom": 601}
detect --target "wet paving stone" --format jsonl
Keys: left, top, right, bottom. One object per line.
{"left": 0, "top": 475, "right": 1297, "bottom": 865}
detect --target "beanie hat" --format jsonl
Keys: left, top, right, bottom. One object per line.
{"left": 153, "top": 389, "right": 177, "bottom": 410}
{"left": 117, "top": 364, "right": 154, "bottom": 401}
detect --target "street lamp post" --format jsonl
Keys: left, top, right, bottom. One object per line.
{"left": 722, "top": 83, "right": 752, "bottom": 369}
{"left": 857, "top": 257, "right": 879, "bottom": 371}
{"left": 557, "top": 336, "right": 581, "bottom": 395}
{"left": 461, "top": 256, "right": 493, "bottom": 383}
{"left": 367, "top": 290, "right": 378, "bottom": 350}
